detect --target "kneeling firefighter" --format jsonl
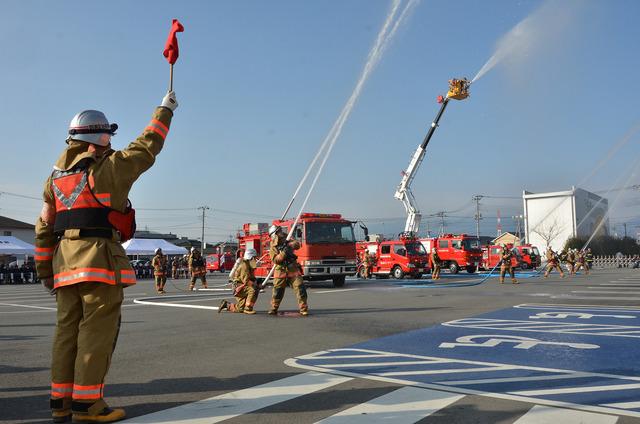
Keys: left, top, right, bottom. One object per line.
{"left": 268, "top": 225, "right": 308, "bottom": 316}
{"left": 35, "top": 91, "right": 178, "bottom": 423}
{"left": 218, "top": 248, "right": 260, "bottom": 314}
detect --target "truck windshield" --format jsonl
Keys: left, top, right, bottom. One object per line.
{"left": 462, "top": 239, "right": 480, "bottom": 250}
{"left": 405, "top": 243, "right": 426, "bottom": 256}
{"left": 305, "top": 222, "right": 355, "bottom": 244}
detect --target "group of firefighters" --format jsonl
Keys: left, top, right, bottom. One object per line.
{"left": 150, "top": 246, "right": 208, "bottom": 294}
{"left": 543, "top": 246, "right": 593, "bottom": 278}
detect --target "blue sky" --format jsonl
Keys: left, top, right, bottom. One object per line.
{"left": 1, "top": 0, "right": 639, "bottom": 242}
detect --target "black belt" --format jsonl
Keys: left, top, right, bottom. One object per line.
{"left": 79, "top": 229, "right": 113, "bottom": 238}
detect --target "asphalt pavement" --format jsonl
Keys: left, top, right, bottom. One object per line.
{"left": 2, "top": 268, "right": 640, "bottom": 423}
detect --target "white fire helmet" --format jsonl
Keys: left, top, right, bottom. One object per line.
{"left": 243, "top": 248, "right": 258, "bottom": 261}
{"left": 154, "top": 248, "right": 162, "bottom": 255}
{"left": 67, "top": 110, "right": 118, "bottom": 146}
{"left": 268, "top": 225, "right": 281, "bottom": 236}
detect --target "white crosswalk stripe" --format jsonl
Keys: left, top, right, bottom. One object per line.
{"left": 315, "top": 386, "right": 463, "bottom": 423}
{"left": 513, "top": 405, "right": 618, "bottom": 424}
{"left": 120, "top": 372, "right": 625, "bottom": 423}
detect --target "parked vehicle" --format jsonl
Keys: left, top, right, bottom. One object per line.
{"left": 421, "top": 234, "right": 482, "bottom": 274}
{"left": 206, "top": 252, "right": 235, "bottom": 273}
{"left": 357, "top": 233, "right": 429, "bottom": 279}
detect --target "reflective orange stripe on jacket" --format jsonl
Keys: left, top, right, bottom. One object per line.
{"left": 53, "top": 268, "right": 116, "bottom": 288}
{"left": 121, "top": 269, "right": 136, "bottom": 285}
{"left": 146, "top": 119, "right": 169, "bottom": 140}
{"left": 35, "top": 247, "right": 54, "bottom": 261}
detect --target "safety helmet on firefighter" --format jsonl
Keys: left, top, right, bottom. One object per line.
{"left": 243, "top": 248, "right": 258, "bottom": 261}
{"left": 155, "top": 248, "right": 162, "bottom": 255}
{"left": 67, "top": 110, "right": 118, "bottom": 146}
{"left": 268, "top": 225, "right": 281, "bottom": 236}
{"left": 191, "top": 247, "right": 197, "bottom": 253}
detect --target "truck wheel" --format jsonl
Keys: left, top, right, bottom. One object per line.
{"left": 392, "top": 266, "right": 405, "bottom": 279}
{"left": 413, "top": 273, "right": 423, "bottom": 279}
{"left": 449, "top": 262, "right": 459, "bottom": 274}
{"left": 332, "top": 276, "right": 346, "bottom": 287}
{"left": 521, "top": 262, "right": 529, "bottom": 270}
{"left": 466, "top": 266, "right": 476, "bottom": 273}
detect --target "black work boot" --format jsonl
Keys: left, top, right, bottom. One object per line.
{"left": 218, "top": 299, "right": 228, "bottom": 313}
{"left": 51, "top": 398, "right": 72, "bottom": 423}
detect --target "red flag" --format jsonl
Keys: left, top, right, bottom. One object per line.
{"left": 163, "top": 19, "right": 184, "bottom": 65}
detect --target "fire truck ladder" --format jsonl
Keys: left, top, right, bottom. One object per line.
{"left": 394, "top": 78, "right": 470, "bottom": 234}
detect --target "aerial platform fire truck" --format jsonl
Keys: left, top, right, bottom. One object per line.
{"left": 421, "top": 234, "right": 482, "bottom": 274}
{"left": 357, "top": 232, "right": 429, "bottom": 279}
{"left": 358, "top": 78, "right": 471, "bottom": 277}
{"left": 392, "top": 78, "right": 470, "bottom": 239}
{"left": 237, "top": 213, "right": 357, "bottom": 287}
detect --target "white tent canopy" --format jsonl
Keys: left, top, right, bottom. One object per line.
{"left": 121, "top": 238, "right": 188, "bottom": 256}
{"left": 0, "top": 236, "right": 35, "bottom": 255}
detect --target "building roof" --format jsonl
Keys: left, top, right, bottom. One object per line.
{"left": 0, "top": 216, "right": 34, "bottom": 230}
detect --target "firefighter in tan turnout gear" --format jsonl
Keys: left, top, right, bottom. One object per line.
{"left": 431, "top": 247, "right": 442, "bottom": 280}
{"left": 34, "top": 91, "right": 177, "bottom": 423}
{"left": 218, "top": 248, "right": 260, "bottom": 314}
{"left": 499, "top": 245, "right": 518, "bottom": 284}
{"left": 152, "top": 248, "right": 168, "bottom": 294}
{"left": 188, "top": 247, "right": 208, "bottom": 290}
{"left": 268, "top": 224, "right": 309, "bottom": 316}
{"left": 361, "top": 249, "right": 372, "bottom": 279}
{"left": 544, "top": 247, "right": 565, "bottom": 278}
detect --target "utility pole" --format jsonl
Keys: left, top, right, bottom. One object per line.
{"left": 436, "top": 211, "right": 446, "bottom": 235}
{"left": 197, "top": 206, "right": 210, "bottom": 252}
{"left": 624, "top": 222, "right": 628, "bottom": 238}
{"left": 473, "top": 195, "right": 483, "bottom": 240}
{"left": 512, "top": 214, "right": 524, "bottom": 241}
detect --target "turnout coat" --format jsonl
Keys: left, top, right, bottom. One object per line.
{"left": 34, "top": 107, "right": 173, "bottom": 289}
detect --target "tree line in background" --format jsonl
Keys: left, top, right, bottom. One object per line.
{"left": 564, "top": 236, "right": 640, "bottom": 255}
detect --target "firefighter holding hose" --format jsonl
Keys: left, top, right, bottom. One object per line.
{"left": 218, "top": 248, "right": 260, "bottom": 314}
{"left": 499, "top": 245, "right": 518, "bottom": 284}
{"left": 268, "top": 225, "right": 309, "bottom": 316}
{"left": 543, "top": 247, "right": 565, "bottom": 278}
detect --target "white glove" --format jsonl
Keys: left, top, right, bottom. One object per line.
{"left": 161, "top": 91, "right": 178, "bottom": 111}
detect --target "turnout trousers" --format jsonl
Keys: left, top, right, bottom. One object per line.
{"left": 271, "top": 275, "right": 308, "bottom": 313}
{"left": 51, "top": 282, "right": 123, "bottom": 412}
{"left": 500, "top": 264, "right": 517, "bottom": 283}
{"left": 228, "top": 284, "right": 258, "bottom": 312}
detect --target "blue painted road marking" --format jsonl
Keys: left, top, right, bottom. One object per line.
{"left": 287, "top": 303, "right": 640, "bottom": 418}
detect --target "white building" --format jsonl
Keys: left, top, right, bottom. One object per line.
{"left": 0, "top": 215, "right": 35, "bottom": 245}
{"left": 523, "top": 187, "right": 608, "bottom": 251}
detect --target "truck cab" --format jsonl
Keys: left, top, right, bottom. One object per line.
{"left": 481, "top": 244, "right": 518, "bottom": 271}
{"left": 357, "top": 235, "right": 429, "bottom": 279}
{"left": 421, "top": 234, "right": 482, "bottom": 274}
{"left": 238, "top": 213, "right": 357, "bottom": 287}
{"left": 515, "top": 244, "right": 541, "bottom": 269}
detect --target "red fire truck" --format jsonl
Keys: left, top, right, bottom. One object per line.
{"left": 514, "top": 244, "right": 541, "bottom": 269}
{"left": 480, "top": 244, "right": 541, "bottom": 271}
{"left": 206, "top": 252, "right": 235, "bottom": 273}
{"left": 420, "top": 234, "right": 482, "bottom": 274}
{"left": 356, "top": 234, "right": 429, "bottom": 279}
{"left": 480, "top": 245, "right": 519, "bottom": 271}
{"left": 237, "top": 213, "right": 357, "bottom": 287}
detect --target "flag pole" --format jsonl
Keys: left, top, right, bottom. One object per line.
{"left": 169, "top": 64, "right": 174, "bottom": 92}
